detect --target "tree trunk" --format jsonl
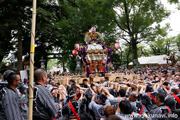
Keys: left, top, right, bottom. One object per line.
{"left": 178, "top": 46, "right": 180, "bottom": 52}
{"left": 131, "top": 42, "right": 141, "bottom": 69}
{"left": 126, "top": 46, "right": 131, "bottom": 68}
{"left": 62, "top": 54, "right": 65, "bottom": 72}
{"left": 120, "top": 50, "right": 122, "bottom": 66}
{"left": 0, "top": 56, "right": 3, "bottom": 69}
{"left": 0, "top": 56, "right": 3, "bottom": 64}
{"left": 17, "top": 22, "right": 23, "bottom": 72}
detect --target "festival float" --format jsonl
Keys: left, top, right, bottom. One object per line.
{"left": 72, "top": 27, "right": 119, "bottom": 77}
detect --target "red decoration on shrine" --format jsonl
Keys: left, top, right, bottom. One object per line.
{"left": 102, "top": 59, "right": 106, "bottom": 64}
{"left": 72, "top": 50, "right": 77, "bottom": 55}
{"left": 115, "top": 42, "right": 119, "bottom": 50}
{"left": 75, "top": 43, "right": 80, "bottom": 50}
{"left": 91, "top": 27, "right": 96, "bottom": 33}
{"left": 87, "top": 60, "right": 91, "bottom": 64}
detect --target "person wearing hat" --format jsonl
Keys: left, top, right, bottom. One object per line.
{"left": 19, "top": 87, "right": 28, "bottom": 120}
{"left": 20, "top": 87, "right": 28, "bottom": 94}
{"left": 0, "top": 71, "right": 22, "bottom": 120}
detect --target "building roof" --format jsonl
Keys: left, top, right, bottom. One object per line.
{"left": 129, "top": 55, "right": 168, "bottom": 65}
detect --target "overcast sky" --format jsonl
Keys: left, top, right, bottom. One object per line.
{"left": 161, "top": 0, "right": 180, "bottom": 37}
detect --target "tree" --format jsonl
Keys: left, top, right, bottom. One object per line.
{"left": 149, "top": 37, "right": 174, "bottom": 55}
{"left": 55, "top": 0, "right": 117, "bottom": 72}
{"left": 47, "top": 59, "right": 58, "bottom": 70}
{"left": 174, "top": 34, "right": 180, "bottom": 51}
{"left": 0, "top": 0, "right": 69, "bottom": 70}
{"left": 111, "top": 51, "right": 122, "bottom": 70}
{"left": 0, "top": 0, "right": 33, "bottom": 72}
{"left": 110, "top": 0, "right": 170, "bottom": 68}
{"left": 137, "top": 44, "right": 151, "bottom": 57}
{"left": 149, "top": 24, "right": 175, "bottom": 55}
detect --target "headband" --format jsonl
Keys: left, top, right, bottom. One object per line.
{"left": 20, "top": 87, "right": 27, "bottom": 92}
{"left": 69, "top": 93, "right": 76, "bottom": 98}
{"left": 128, "top": 92, "right": 138, "bottom": 98}
{"left": 99, "top": 96, "right": 106, "bottom": 103}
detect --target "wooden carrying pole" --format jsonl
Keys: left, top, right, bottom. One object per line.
{"left": 28, "top": 0, "right": 37, "bottom": 120}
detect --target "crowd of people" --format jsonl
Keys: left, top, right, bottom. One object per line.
{"left": 0, "top": 65, "right": 180, "bottom": 120}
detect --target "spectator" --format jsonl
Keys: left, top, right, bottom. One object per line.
{"left": 20, "top": 87, "right": 28, "bottom": 120}
{"left": 33, "top": 68, "right": 61, "bottom": 120}
{"left": 0, "top": 71, "right": 22, "bottom": 120}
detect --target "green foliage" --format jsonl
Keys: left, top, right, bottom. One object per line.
{"left": 1, "top": 0, "right": 180, "bottom": 71}
{"left": 137, "top": 44, "right": 151, "bottom": 57}
{"left": 149, "top": 24, "right": 175, "bottom": 56}
{"left": 113, "top": 0, "right": 170, "bottom": 42}
{"left": 0, "top": 0, "right": 23, "bottom": 62}
{"left": 168, "top": 0, "right": 179, "bottom": 4}
{"left": 149, "top": 37, "right": 174, "bottom": 55}
{"left": 111, "top": 51, "right": 122, "bottom": 70}
{"left": 68, "top": 56, "right": 77, "bottom": 73}
{"left": 173, "top": 33, "right": 180, "bottom": 51}
{"left": 47, "top": 59, "right": 58, "bottom": 70}
{"left": 109, "top": 0, "right": 171, "bottom": 68}
{"left": 54, "top": 0, "right": 117, "bottom": 71}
